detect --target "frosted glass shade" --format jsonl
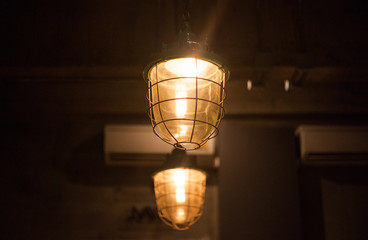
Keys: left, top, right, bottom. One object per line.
{"left": 146, "top": 57, "right": 227, "bottom": 150}
{"left": 153, "top": 167, "right": 206, "bottom": 230}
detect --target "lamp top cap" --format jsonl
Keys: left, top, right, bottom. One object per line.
{"left": 152, "top": 148, "right": 206, "bottom": 177}
{"left": 142, "top": 19, "right": 230, "bottom": 83}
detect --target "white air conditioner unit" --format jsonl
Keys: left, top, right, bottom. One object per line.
{"left": 296, "top": 125, "right": 368, "bottom": 165}
{"left": 104, "top": 124, "right": 216, "bottom": 167}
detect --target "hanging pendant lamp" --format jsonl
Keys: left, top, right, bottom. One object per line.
{"left": 153, "top": 149, "right": 207, "bottom": 230}
{"left": 143, "top": 21, "right": 230, "bottom": 151}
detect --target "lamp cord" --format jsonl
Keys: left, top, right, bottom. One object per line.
{"left": 182, "top": 0, "right": 190, "bottom": 22}
{"left": 182, "top": 0, "right": 191, "bottom": 31}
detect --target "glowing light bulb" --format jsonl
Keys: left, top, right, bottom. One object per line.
{"left": 176, "top": 188, "right": 185, "bottom": 203}
{"left": 153, "top": 164, "right": 207, "bottom": 230}
{"left": 176, "top": 208, "right": 186, "bottom": 222}
{"left": 178, "top": 209, "right": 184, "bottom": 216}
{"left": 165, "top": 58, "right": 200, "bottom": 77}
{"left": 175, "top": 84, "right": 187, "bottom": 118}
{"left": 174, "top": 125, "right": 188, "bottom": 139}
{"left": 173, "top": 169, "right": 186, "bottom": 203}
{"left": 173, "top": 169, "right": 186, "bottom": 186}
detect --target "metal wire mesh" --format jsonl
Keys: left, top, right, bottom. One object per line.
{"left": 146, "top": 57, "right": 227, "bottom": 150}
{"left": 153, "top": 168, "right": 206, "bottom": 230}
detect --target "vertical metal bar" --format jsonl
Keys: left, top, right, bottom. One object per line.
{"left": 155, "top": 62, "right": 179, "bottom": 144}
{"left": 148, "top": 79, "right": 155, "bottom": 126}
{"left": 186, "top": 169, "right": 191, "bottom": 225}
{"left": 189, "top": 57, "right": 198, "bottom": 143}
{"left": 218, "top": 70, "right": 225, "bottom": 125}
{"left": 208, "top": 67, "right": 225, "bottom": 140}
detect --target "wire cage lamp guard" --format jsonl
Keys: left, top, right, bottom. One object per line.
{"left": 143, "top": 0, "right": 229, "bottom": 151}
{"left": 152, "top": 149, "right": 207, "bottom": 230}
{"left": 145, "top": 55, "right": 228, "bottom": 151}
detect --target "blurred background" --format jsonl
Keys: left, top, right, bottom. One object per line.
{"left": 1, "top": 0, "right": 368, "bottom": 239}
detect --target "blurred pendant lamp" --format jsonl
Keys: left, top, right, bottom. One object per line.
{"left": 143, "top": 1, "right": 230, "bottom": 151}
{"left": 153, "top": 149, "right": 206, "bottom": 230}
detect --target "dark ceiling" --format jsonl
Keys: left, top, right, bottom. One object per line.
{"left": 2, "top": 2, "right": 368, "bottom": 239}
{"left": 2, "top": 0, "right": 368, "bottom": 121}
{"left": 1, "top": 0, "right": 368, "bottom": 67}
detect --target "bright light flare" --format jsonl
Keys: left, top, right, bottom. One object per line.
{"left": 176, "top": 208, "right": 186, "bottom": 222}
{"left": 153, "top": 167, "right": 207, "bottom": 229}
{"left": 173, "top": 169, "right": 186, "bottom": 203}
{"left": 165, "top": 58, "right": 206, "bottom": 77}
{"left": 173, "top": 168, "right": 186, "bottom": 186}
{"left": 175, "top": 84, "right": 187, "bottom": 118}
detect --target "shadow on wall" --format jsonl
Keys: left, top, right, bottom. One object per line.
{"left": 65, "top": 132, "right": 156, "bottom": 187}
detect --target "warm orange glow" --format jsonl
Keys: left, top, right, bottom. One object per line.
{"left": 175, "top": 83, "right": 187, "bottom": 118}
{"left": 176, "top": 208, "right": 186, "bottom": 222}
{"left": 148, "top": 57, "right": 225, "bottom": 150}
{"left": 153, "top": 167, "right": 206, "bottom": 230}
{"left": 164, "top": 58, "right": 209, "bottom": 77}
{"left": 174, "top": 169, "right": 186, "bottom": 203}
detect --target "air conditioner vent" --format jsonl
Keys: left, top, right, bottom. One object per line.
{"left": 104, "top": 124, "right": 216, "bottom": 167}
{"left": 296, "top": 125, "right": 368, "bottom": 165}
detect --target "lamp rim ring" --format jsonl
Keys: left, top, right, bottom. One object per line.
{"left": 149, "top": 117, "right": 222, "bottom": 151}
{"left": 148, "top": 76, "right": 225, "bottom": 89}
{"left": 151, "top": 118, "right": 221, "bottom": 141}
{"left": 148, "top": 96, "right": 225, "bottom": 111}
{"left": 142, "top": 48, "right": 230, "bottom": 83}
{"left": 152, "top": 166, "right": 208, "bottom": 179}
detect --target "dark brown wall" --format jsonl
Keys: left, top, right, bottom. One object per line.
{"left": 1, "top": 120, "right": 219, "bottom": 239}
{"left": 219, "top": 122, "right": 301, "bottom": 239}
{"left": 1, "top": 0, "right": 368, "bottom": 239}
